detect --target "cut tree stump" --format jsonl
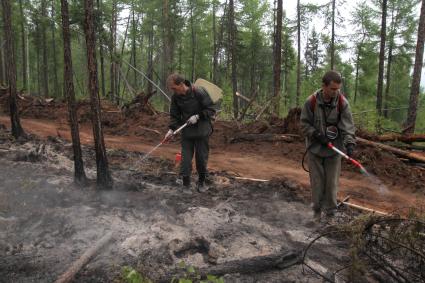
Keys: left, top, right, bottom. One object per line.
{"left": 157, "top": 250, "right": 302, "bottom": 283}
{"left": 230, "top": 133, "right": 296, "bottom": 143}
{"left": 54, "top": 232, "right": 114, "bottom": 283}
{"left": 357, "top": 137, "right": 425, "bottom": 164}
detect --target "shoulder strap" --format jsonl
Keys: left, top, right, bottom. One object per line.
{"left": 309, "top": 92, "right": 318, "bottom": 113}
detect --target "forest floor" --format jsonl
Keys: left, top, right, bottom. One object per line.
{"left": 0, "top": 95, "right": 424, "bottom": 282}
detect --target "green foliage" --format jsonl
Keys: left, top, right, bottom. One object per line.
{"left": 170, "top": 261, "right": 224, "bottom": 283}
{"left": 121, "top": 266, "right": 152, "bottom": 283}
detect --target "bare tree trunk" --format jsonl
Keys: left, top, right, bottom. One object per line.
{"left": 212, "top": 0, "right": 218, "bottom": 83}
{"left": 96, "top": 0, "right": 106, "bottom": 97}
{"left": 109, "top": 0, "right": 117, "bottom": 102}
{"left": 2, "top": 0, "right": 25, "bottom": 138}
{"left": 163, "top": 0, "right": 172, "bottom": 111}
{"left": 19, "top": 0, "right": 27, "bottom": 91}
{"left": 51, "top": 0, "right": 60, "bottom": 97}
{"left": 330, "top": 0, "right": 336, "bottom": 69}
{"left": 273, "top": 0, "right": 282, "bottom": 115}
{"left": 404, "top": 0, "right": 425, "bottom": 134}
{"left": 41, "top": 0, "right": 49, "bottom": 97}
{"left": 376, "top": 0, "right": 387, "bottom": 117}
{"left": 190, "top": 0, "right": 195, "bottom": 81}
{"left": 83, "top": 0, "right": 113, "bottom": 189}
{"left": 131, "top": 2, "right": 137, "bottom": 88}
{"left": 0, "top": 32, "right": 4, "bottom": 85}
{"left": 354, "top": 44, "right": 361, "bottom": 104}
{"left": 60, "top": 0, "right": 87, "bottom": 185}
{"left": 383, "top": 42, "right": 393, "bottom": 118}
{"left": 229, "top": 0, "right": 238, "bottom": 118}
{"left": 146, "top": 18, "right": 154, "bottom": 95}
{"left": 296, "top": 0, "right": 301, "bottom": 107}
{"left": 36, "top": 20, "right": 41, "bottom": 95}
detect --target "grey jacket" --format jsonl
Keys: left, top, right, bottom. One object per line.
{"left": 300, "top": 89, "right": 356, "bottom": 157}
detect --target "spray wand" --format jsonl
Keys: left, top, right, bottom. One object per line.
{"left": 327, "top": 142, "right": 369, "bottom": 176}
{"left": 138, "top": 122, "right": 188, "bottom": 163}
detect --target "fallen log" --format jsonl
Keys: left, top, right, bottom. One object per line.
{"left": 139, "top": 126, "right": 161, "bottom": 135}
{"left": 238, "top": 90, "right": 259, "bottom": 121}
{"left": 357, "top": 137, "right": 425, "bottom": 164}
{"left": 376, "top": 133, "right": 425, "bottom": 143}
{"left": 54, "top": 232, "right": 114, "bottom": 283}
{"left": 230, "top": 133, "right": 295, "bottom": 143}
{"left": 157, "top": 250, "right": 302, "bottom": 283}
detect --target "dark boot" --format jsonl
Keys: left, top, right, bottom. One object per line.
{"left": 197, "top": 175, "right": 209, "bottom": 193}
{"left": 182, "top": 176, "right": 191, "bottom": 187}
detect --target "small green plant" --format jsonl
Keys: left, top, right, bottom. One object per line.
{"left": 121, "top": 266, "right": 153, "bottom": 283}
{"left": 171, "top": 261, "right": 224, "bottom": 283}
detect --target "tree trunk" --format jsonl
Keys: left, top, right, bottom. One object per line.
{"left": 354, "top": 44, "right": 361, "bottom": 104}
{"left": 229, "top": 0, "right": 238, "bottom": 119}
{"left": 273, "top": 0, "right": 282, "bottom": 116}
{"left": 2, "top": 0, "right": 25, "bottom": 138}
{"left": 131, "top": 3, "right": 137, "bottom": 89}
{"left": 96, "top": 0, "right": 106, "bottom": 97}
{"left": 146, "top": 18, "right": 154, "bottom": 95}
{"left": 330, "top": 0, "right": 336, "bottom": 69}
{"left": 41, "top": 0, "right": 49, "bottom": 97}
{"left": 0, "top": 32, "right": 4, "bottom": 85}
{"left": 83, "top": 0, "right": 113, "bottom": 189}
{"left": 376, "top": 0, "right": 387, "bottom": 117}
{"left": 19, "top": 0, "right": 27, "bottom": 91}
{"left": 374, "top": 133, "right": 425, "bottom": 143}
{"left": 296, "top": 0, "right": 301, "bottom": 107}
{"left": 190, "top": 1, "right": 195, "bottom": 81}
{"left": 109, "top": 0, "right": 117, "bottom": 102}
{"left": 212, "top": 0, "right": 218, "bottom": 84}
{"left": 60, "top": 0, "right": 87, "bottom": 185}
{"left": 383, "top": 42, "right": 393, "bottom": 118}
{"left": 163, "top": 0, "right": 172, "bottom": 112}
{"left": 404, "top": 0, "right": 425, "bottom": 134}
{"left": 51, "top": 0, "right": 60, "bottom": 97}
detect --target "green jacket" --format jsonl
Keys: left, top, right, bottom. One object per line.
{"left": 169, "top": 80, "right": 216, "bottom": 139}
{"left": 300, "top": 89, "right": 356, "bottom": 157}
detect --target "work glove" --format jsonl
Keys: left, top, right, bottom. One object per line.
{"left": 164, "top": 129, "right": 174, "bottom": 141}
{"left": 346, "top": 143, "right": 355, "bottom": 157}
{"left": 313, "top": 130, "right": 329, "bottom": 146}
{"left": 187, "top": 114, "right": 200, "bottom": 125}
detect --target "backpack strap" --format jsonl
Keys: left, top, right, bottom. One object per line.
{"left": 309, "top": 92, "right": 318, "bottom": 113}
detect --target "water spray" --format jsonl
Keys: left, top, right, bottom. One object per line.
{"left": 138, "top": 123, "right": 188, "bottom": 163}
{"left": 327, "top": 142, "right": 370, "bottom": 176}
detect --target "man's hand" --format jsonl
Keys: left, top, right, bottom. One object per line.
{"left": 164, "top": 129, "right": 174, "bottom": 141}
{"left": 187, "top": 114, "right": 200, "bottom": 125}
{"left": 346, "top": 143, "right": 355, "bottom": 157}
{"left": 313, "top": 130, "right": 329, "bottom": 146}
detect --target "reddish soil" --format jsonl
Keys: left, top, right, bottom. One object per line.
{"left": 1, "top": 95, "right": 424, "bottom": 214}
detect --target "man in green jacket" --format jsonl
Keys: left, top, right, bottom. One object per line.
{"left": 165, "top": 73, "right": 216, "bottom": 192}
{"left": 300, "top": 70, "right": 356, "bottom": 221}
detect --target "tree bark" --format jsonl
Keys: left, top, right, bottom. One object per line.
{"left": 131, "top": 2, "right": 137, "bottom": 89}
{"left": 109, "top": 0, "right": 117, "bottom": 103}
{"left": 96, "top": 0, "right": 106, "bottom": 97}
{"left": 273, "top": 0, "right": 282, "bottom": 115}
{"left": 41, "top": 0, "right": 49, "bottom": 97}
{"left": 375, "top": 133, "right": 425, "bottom": 143}
{"left": 330, "top": 0, "right": 336, "bottom": 69}
{"left": 296, "top": 0, "right": 301, "bottom": 107}
{"left": 212, "top": 0, "right": 218, "bottom": 84}
{"left": 357, "top": 137, "right": 425, "bottom": 164}
{"left": 60, "top": 0, "right": 87, "bottom": 185}
{"left": 83, "top": 0, "right": 113, "bottom": 189}
{"left": 376, "top": 0, "right": 387, "bottom": 117}
{"left": 404, "top": 0, "right": 425, "bottom": 134}
{"left": 229, "top": 0, "right": 238, "bottom": 118}
{"left": 51, "top": 0, "right": 60, "bottom": 97}
{"left": 2, "top": 0, "right": 25, "bottom": 138}
{"left": 146, "top": 16, "right": 154, "bottom": 96}
{"left": 19, "top": 0, "right": 27, "bottom": 91}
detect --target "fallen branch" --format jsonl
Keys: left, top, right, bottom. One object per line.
{"left": 138, "top": 126, "right": 161, "bottom": 135}
{"left": 376, "top": 133, "right": 425, "bottom": 143}
{"left": 230, "top": 133, "right": 295, "bottom": 143}
{"left": 233, "top": 176, "right": 269, "bottom": 182}
{"left": 54, "top": 232, "right": 114, "bottom": 283}
{"left": 357, "top": 137, "right": 425, "bottom": 164}
{"left": 341, "top": 201, "right": 387, "bottom": 216}
{"left": 158, "top": 250, "right": 302, "bottom": 283}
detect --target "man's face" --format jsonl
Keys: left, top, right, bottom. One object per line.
{"left": 169, "top": 82, "right": 187, "bottom": 95}
{"left": 322, "top": 81, "right": 341, "bottom": 99}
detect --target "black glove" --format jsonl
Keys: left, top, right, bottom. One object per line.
{"left": 346, "top": 143, "right": 355, "bottom": 157}
{"left": 313, "top": 131, "right": 329, "bottom": 146}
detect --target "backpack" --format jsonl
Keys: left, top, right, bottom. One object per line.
{"left": 309, "top": 91, "right": 345, "bottom": 118}
{"left": 193, "top": 78, "right": 223, "bottom": 104}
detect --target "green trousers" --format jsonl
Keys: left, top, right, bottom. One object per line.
{"left": 308, "top": 152, "right": 341, "bottom": 212}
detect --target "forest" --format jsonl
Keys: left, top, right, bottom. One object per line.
{"left": 0, "top": 0, "right": 425, "bottom": 282}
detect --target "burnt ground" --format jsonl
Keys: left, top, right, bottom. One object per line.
{"left": 0, "top": 128, "right": 359, "bottom": 283}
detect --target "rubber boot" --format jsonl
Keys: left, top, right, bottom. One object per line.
{"left": 197, "top": 174, "right": 208, "bottom": 193}
{"left": 182, "top": 176, "right": 191, "bottom": 187}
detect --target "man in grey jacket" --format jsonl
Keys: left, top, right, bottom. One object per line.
{"left": 165, "top": 73, "right": 216, "bottom": 192}
{"left": 300, "top": 70, "right": 356, "bottom": 220}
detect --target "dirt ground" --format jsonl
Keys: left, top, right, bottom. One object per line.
{"left": 0, "top": 95, "right": 424, "bottom": 282}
